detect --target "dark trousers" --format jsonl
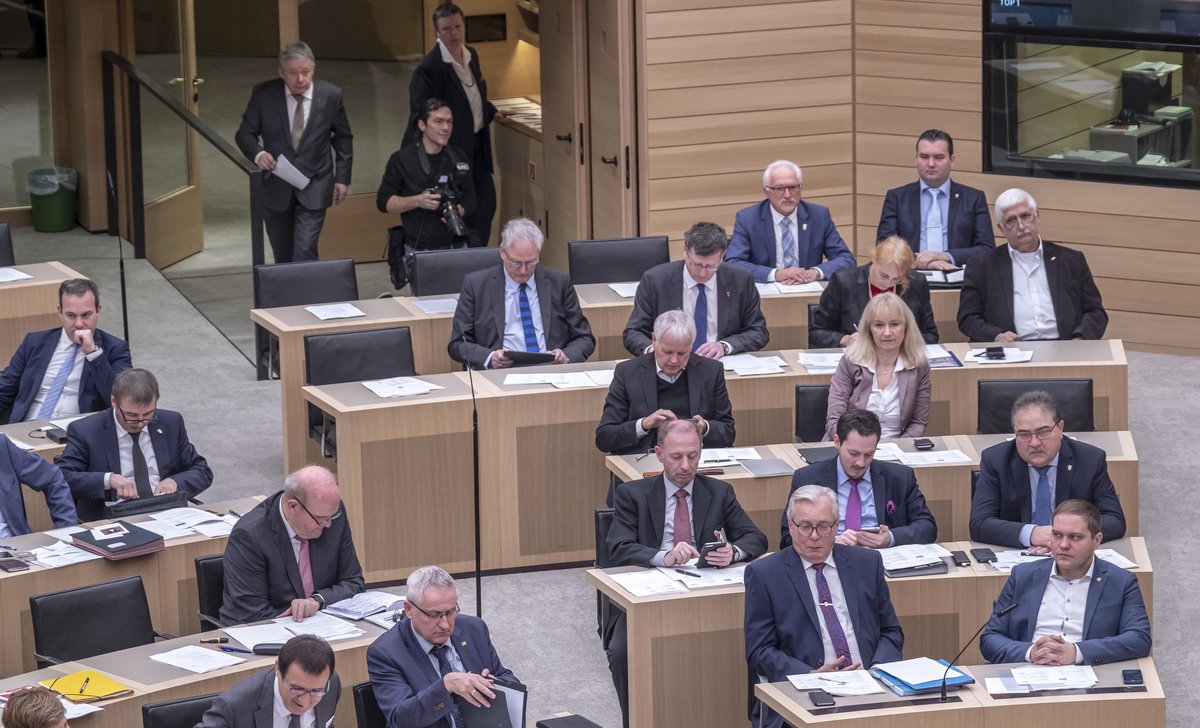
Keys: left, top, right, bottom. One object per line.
{"left": 264, "top": 198, "right": 325, "bottom": 263}
{"left": 466, "top": 131, "right": 496, "bottom": 247}
{"left": 605, "top": 610, "right": 631, "bottom": 728}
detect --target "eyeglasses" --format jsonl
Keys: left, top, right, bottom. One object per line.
{"left": 685, "top": 253, "right": 721, "bottom": 272}
{"left": 502, "top": 252, "right": 538, "bottom": 271}
{"left": 282, "top": 676, "right": 328, "bottom": 699}
{"left": 789, "top": 520, "right": 836, "bottom": 537}
{"left": 295, "top": 498, "right": 343, "bottom": 527}
{"left": 1014, "top": 421, "right": 1062, "bottom": 442}
{"left": 1001, "top": 211, "right": 1036, "bottom": 230}
{"left": 409, "top": 600, "right": 460, "bottom": 622}
{"left": 116, "top": 404, "right": 156, "bottom": 424}
{"left": 765, "top": 185, "right": 800, "bottom": 196}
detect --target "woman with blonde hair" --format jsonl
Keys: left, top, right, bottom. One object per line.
{"left": 825, "top": 291, "right": 932, "bottom": 440}
{"left": 809, "top": 235, "right": 939, "bottom": 348}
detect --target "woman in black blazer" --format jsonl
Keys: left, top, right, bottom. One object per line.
{"left": 809, "top": 235, "right": 939, "bottom": 348}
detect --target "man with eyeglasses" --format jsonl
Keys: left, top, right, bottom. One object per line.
{"left": 970, "top": 390, "right": 1125, "bottom": 551}
{"left": 724, "top": 160, "right": 855, "bottom": 285}
{"left": 746, "top": 485, "right": 903, "bottom": 728}
{"left": 221, "top": 465, "right": 364, "bottom": 624}
{"left": 448, "top": 217, "right": 594, "bottom": 369}
{"left": 957, "top": 187, "right": 1107, "bottom": 342}
{"left": 623, "top": 221, "right": 767, "bottom": 359}
{"left": 56, "top": 367, "right": 211, "bottom": 522}
{"left": 197, "top": 634, "right": 341, "bottom": 727}
{"left": 368, "top": 565, "right": 518, "bottom": 728}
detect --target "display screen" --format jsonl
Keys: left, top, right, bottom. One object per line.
{"left": 990, "top": 1, "right": 1200, "bottom": 36}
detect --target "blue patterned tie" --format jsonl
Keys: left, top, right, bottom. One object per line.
{"left": 812, "top": 563, "right": 852, "bottom": 666}
{"left": 692, "top": 283, "right": 707, "bottom": 352}
{"left": 432, "top": 644, "right": 464, "bottom": 728}
{"left": 518, "top": 283, "right": 538, "bottom": 353}
{"left": 36, "top": 343, "right": 79, "bottom": 419}
{"left": 780, "top": 218, "right": 797, "bottom": 268}
{"left": 1033, "top": 465, "right": 1053, "bottom": 526}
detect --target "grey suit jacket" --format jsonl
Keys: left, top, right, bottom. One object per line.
{"left": 824, "top": 355, "right": 931, "bottom": 440}
{"left": 195, "top": 667, "right": 340, "bottom": 728}
{"left": 447, "top": 264, "right": 595, "bottom": 369}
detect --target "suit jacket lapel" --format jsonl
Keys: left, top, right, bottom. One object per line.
{"left": 271, "top": 498, "right": 305, "bottom": 598}
{"left": 947, "top": 184, "right": 961, "bottom": 237}
{"left": 783, "top": 548, "right": 821, "bottom": 633}
{"left": 1042, "top": 242, "right": 1068, "bottom": 338}
{"left": 489, "top": 269, "right": 507, "bottom": 346}
{"left": 795, "top": 203, "right": 811, "bottom": 263}
{"left": 1012, "top": 451, "right": 1033, "bottom": 522}
{"left": 1016, "top": 567, "right": 1051, "bottom": 641}
{"left": 834, "top": 548, "right": 863, "bottom": 638}
{"left": 401, "top": 620, "right": 443, "bottom": 685}
{"left": 869, "top": 464, "right": 888, "bottom": 525}
{"left": 667, "top": 262, "right": 685, "bottom": 311}
{"left": 853, "top": 267, "right": 871, "bottom": 319}
{"left": 1055, "top": 438, "right": 1075, "bottom": 505}
{"left": 907, "top": 185, "right": 922, "bottom": 249}
{"left": 691, "top": 476, "right": 713, "bottom": 544}
{"left": 758, "top": 203, "right": 776, "bottom": 266}
{"left": 148, "top": 421, "right": 170, "bottom": 474}
{"left": 254, "top": 671, "right": 276, "bottom": 728}
{"left": 714, "top": 269, "right": 733, "bottom": 341}
{"left": 1081, "top": 558, "right": 1109, "bottom": 639}
{"left": 649, "top": 476, "right": 667, "bottom": 547}
{"left": 535, "top": 269, "right": 553, "bottom": 344}
{"left": 998, "top": 246, "right": 1016, "bottom": 330}
{"left": 636, "top": 356, "right": 657, "bottom": 413}
{"left": 302, "top": 86, "right": 324, "bottom": 149}
{"left": 102, "top": 415, "right": 122, "bottom": 475}
{"left": 685, "top": 359, "right": 702, "bottom": 415}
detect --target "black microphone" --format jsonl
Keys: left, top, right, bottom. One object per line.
{"left": 940, "top": 601, "right": 1019, "bottom": 701}
{"left": 459, "top": 333, "right": 483, "bottom": 618}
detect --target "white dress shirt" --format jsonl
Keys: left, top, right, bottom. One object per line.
{"left": 103, "top": 410, "right": 162, "bottom": 496}
{"left": 438, "top": 40, "right": 484, "bottom": 133}
{"left": 1009, "top": 242, "right": 1058, "bottom": 340}
{"left": 680, "top": 266, "right": 719, "bottom": 345}
{"left": 272, "top": 674, "right": 318, "bottom": 728}
{"left": 1018, "top": 454, "right": 1059, "bottom": 548}
{"left": 26, "top": 329, "right": 103, "bottom": 421}
{"left": 799, "top": 552, "right": 863, "bottom": 667}
{"left": 1026, "top": 557, "right": 1094, "bottom": 664}
{"left": 864, "top": 356, "right": 907, "bottom": 439}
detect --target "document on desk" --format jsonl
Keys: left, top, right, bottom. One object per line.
{"left": 150, "top": 645, "right": 246, "bottom": 674}
{"left": 194, "top": 519, "right": 235, "bottom": 537}
{"left": 585, "top": 370, "right": 615, "bottom": 387}
{"left": 1010, "top": 665, "right": 1097, "bottom": 689}
{"left": 325, "top": 590, "right": 404, "bottom": 620}
{"left": 44, "top": 525, "right": 86, "bottom": 542}
{"left": 149, "top": 507, "right": 227, "bottom": 530}
{"left": 771, "top": 281, "right": 823, "bottom": 294}
{"left": 609, "top": 570, "right": 688, "bottom": 597}
{"left": 721, "top": 354, "right": 785, "bottom": 371}
{"left": 363, "top": 376, "right": 445, "bottom": 398}
{"left": 754, "top": 282, "right": 780, "bottom": 296}
{"left": 992, "top": 549, "right": 1050, "bottom": 573}
{"left": 304, "top": 303, "right": 365, "bottom": 320}
{"left": 877, "top": 543, "right": 952, "bottom": 571}
{"left": 796, "top": 352, "right": 843, "bottom": 373}
{"left": 49, "top": 414, "right": 90, "bottom": 430}
{"left": 657, "top": 563, "right": 747, "bottom": 589}
{"left": 786, "top": 669, "right": 884, "bottom": 696}
{"left": 1095, "top": 548, "right": 1137, "bottom": 569}
{"left": 273, "top": 154, "right": 311, "bottom": 190}
{"left": 413, "top": 298, "right": 459, "bottom": 314}
{"left": 503, "top": 372, "right": 570, "bottom": 385}
{"left": 703, "top": 447, "right": 761, "bottom": 461}
{"left": 225, "top": 623, "right": 295, "bottom": 649}
{"left": 985, "top": 677, "right": 1031, "bottom": 694}
{"left": 896, "top": 449, "right": 971, "bottom": 466}
{"left": 871, "top": 442, "right": 906, "bottom": 461}
{"left": 551, "top": 372, "right": 600, "bottom": 389}
{"left": 607, "top": 282, "right": 639, "bottom": 298}
{"left": 923, "top": 344, "right": 963, "bottom": 369}
{"left": 0, "top": 267, "right": 34, "bottom": 283}
{"left": 965, "top": 347, "right": 1033, "bottom": 364}
{"left": 874, "top": 657, "right": 966, "bottom": 688}
{"left": 30, "top": 540, "right": 102, "bottom": 567}
{"left": 277, "top": 612, "right": 364, "bottom": 641}
{"left": 134, "top": 520, "right": 195, "bottom": 540}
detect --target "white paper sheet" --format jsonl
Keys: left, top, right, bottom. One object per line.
{"left": 194, "top": 520, "right": 234, "bottom": 538}
{"left": 304, "top": 303, "right": 365, "bottom": 320}
{"left": 754, "top": 282, "right": 780, "bottom": 296}
{"left": 325, "top": 591, "right": 403, "bottom": 620}
{"left": 923, "top": 344, "right": 952, "bottom": 359}
{"left": 702, "top": 447, "right": 761, "bottom": 461}
{"left": 149, "top": 507, "right": 224, "bottom": 528}
{"left": 721, "top": 354, "right": 786, "bottom": 371}
{"left": 277, "top": 612, "right": 364, "bottom": 641}
{"left": 362, "top": 377, "right": 444, "bottom": 398}
{"left": 786, "top": 669, "right": 885, "bottom": 696}
{"left": 273, "top": 154, "right": 312, "bottom": 190}
{"left": 607, "top": 282, "right": 639, "bottom": 298}
{"left": 871, "top": 442, "right": 906, "bottom": 461}
{"left": 874, "top": 657, "right": 965, "bottom": 686}
{"left": 797, "top": 352, "right": 844, "bottom": 372}
{"left": 732, "top": 364, "right": 784, "bottom": 376}
{"left": 30, "top": 540, "right": 102, "bottom": 567}
{"left": 551, "top": 372, "right": 600, "bottom": 389}
{"left": 965, "top": 347, "right": 1033, "bottom": 364}
{"left": 896, "top": 449, "right": 971, "bottom": 466}
{"left": 413, "top": 298, "right": 459, "bottom": 314}
{"left": 985, "top": 676, "right": 1031, "bottom": 694}
{"left": 150, "top": 645, "right": 245, "bottom": 673}
{"left": 656, "top": 563, "right": 747, "bottom": 589}
{"left": 0, "top": 268, "right": 34, "bottom": 283}
{"left": 609, "top": 570, "right": 688, "bottom": 597}
{"left": 877, "top": 543, "right": 952, "bottom": 571}
{"left": 44, "top": 525, "right": 86, "bottom": 542}
{"left": 134, "top": 520, "right": 195, "bottom": 540}
{"left": 225, "top": 623, "right": 295, "bottom": 648}
{"left": 503, "top": 373, "right": 569, "bottom": 385}
{"left": 585, "top": 370, "right": 615, "bottom": 387}
{"left": 1095, "top": 548, "right": 1137, "bottom": 569}
{"left": 1010, "top": 664, "right": 1096, "bottom": 689}
{"left": 48, "top": 414, "right": 90, "bottom": 430}
{"left": 493, "top": 682, "right": 527, "bottom": 728}
{"left": 773, "top": 281, "right": 823, "bottom": 294}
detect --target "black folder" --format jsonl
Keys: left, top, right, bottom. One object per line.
{"left": 71, "top": 520, "right": 165, "bottom": 560}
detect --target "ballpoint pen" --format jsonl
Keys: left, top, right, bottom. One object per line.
{"left": 219, "top": 646, "right": 253, "bottom": 654}
{"left": 79, "top": 677, "right": 90, "bottom": 693}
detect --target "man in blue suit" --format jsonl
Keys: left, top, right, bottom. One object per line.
{"left": 0, "top": 435, "right": 77, "bottom": 535}
{"left": 875, "top": 129, "right": 995, "bottom": 269}
{"left": 981, "top": 499, "right": 1150, "bottom": 666}
{"left": 55, "top": 368, "right": 211, "bottom": 522}
{"left": 0, "top": 279, "right": 131, "bottom": 424}
{"left": 367, "top": 566, "right": 518, "bottom": 728}
{"left": 746, "top": 485, "right": 903, "bottom": 728}
{"left": 725, "top": 160, "right": 855, "bottom": 284}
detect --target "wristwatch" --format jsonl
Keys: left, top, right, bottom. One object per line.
{"left": 311, "top": 593, "right": 326, "bottom": 610}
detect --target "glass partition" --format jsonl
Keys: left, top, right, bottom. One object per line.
{"left": 0, "top": 2, "right": 53, "bottom": 207}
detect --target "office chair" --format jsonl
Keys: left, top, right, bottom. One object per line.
{"left": 353, "top": 681, "right": 387, "bottom": 728}
{"left": 794, "top": 384, "right": 831, "bottom": 443}
{"left": 566, "top": 235, "right": 670, "bottom": 284}
{"left": 142, "top": 693, "right": 218, "bottom": 728}
{"left": 976, "top": 378, "right": 1095, "bottom": 434}
{"left": 971, "top": 469, "right": 980, "bottom": 501}
{"left": 806, "top": 302, "right": 822, "bottom": 348}
{"left": 252, "top": 258, "right": 359, "bottom": 380}
{"left": 195, "top": 554, "right": 227, "bottom": 631}
{"left": 30, "top": 575, "right": 174, "bottom": 667}
{"left": 304, "top": 327, "right": 416, "bottom": 458}
{"left": 594, "top": 507, "right": 617, "bottom": 646}
{"left": 408, "top": 247, "right": 500, "bottom": 296}
{"left": 0, "top": 222, "right": 14, "bottom": 266}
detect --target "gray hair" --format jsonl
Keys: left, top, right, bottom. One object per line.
{"left": 658, "top": 418, "right": 703, "bottom": 447}
{"left": 652, "top": 310, "right": 695, "bottom": 346}
{"left": 406, "top": 565, "right": 457, "bottom": 604}
{"left": 1011, "top": 390, "right": 1061, "bottom": 427}
{"left": 279, "top": 41, "right": 315, "bottom": 68}
{"left": 763, "top": 160, "right": 803, "bottom": 187}
{"left": 283, "top": 464, "right": 336, "bottom": 500}
{"left": 994, "top": 188, "right": 1037, "bottom": 221}
{"left": 500, "top": 217, "right": 544, "bottom": 252}
{"left": 785, "top": 484, "right": 836, "bottom": 521}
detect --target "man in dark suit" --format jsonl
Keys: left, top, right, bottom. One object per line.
{"left": 196, "top": 634, "right": 341, "bottom": 728}
{"left": 981, "top": 500, "right": 1150, "bottom": 666}
{"left": 605, "top": 420, "right": 767, "bottom": 725}
{"left": 221, "top": 465, "right": 364, "bottom": 624}
{"left": 725, "top": 160, "right": 855, "bottom": 284}
{"left": 597, "top": 310, "right": 734, "bottom": 456}
{"left": 0, "top": 279, "right": 131, "bottom": 424}
{"left": 970, "top": 390, "right": 1125, "bottom": 550}
{"left": 876, "top": 129, "right": 995, "bottom": 269}
{"left": 448, "top": 217, "right": 595, "bottom": 369}
{"left": 781, "top": 409, "right": 936, "bottom": 549}
{"left": 54, "top": 368, "right": 212, "bottom": 522}
{"left": 746, "top": 485, "right": 903, "bottom": 728}
{"left": 624, "top": 221, "right": 768, "bottom": 358}
{"left": 367, "top": 566, "right": 518, "bottom": 728}
{"left": 957, "top": 188, "right": 1107, "bottom": 342}
{"left": 0, "top": 435, "right": 76, "bottom": 535}
{"left": 235, "top": 41, "right": 353, "bottom": 263}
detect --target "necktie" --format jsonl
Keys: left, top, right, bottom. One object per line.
{"left": 129, "top": 429, "right": 154, "bottom": 498}
{"left": 35, "top": 343, "right": 78, "bottom": 420}
{"left": 844, "top": 479, "right": 862, "bottom": 532}
{"left": 780, "top": 218, "right": 797, "bottom": 268}
{"left": 288, "top": 714, "right": 300, "bottom": 728}
{"left": 925, "top": 188, "right": 944, "bottom": 253}
{"left": 811, "top": 563, "right": 852, "bottom": 666}
{"left": 1033, "top": 465, "right": 1053, "bottom": 526}
{"left": 296, "top": 536, "right": 315, "bottom": 597}
{"left": 291, "top": 93, "right": 306, "bottom": 149}
{"left": 432, "top": 645, "right": 465, "bottom": 728}
{"left": 672, "top": 488, "right": 692, "bottom": 547}
{"left": 692, "top": 283, "right": 707, "bottom": 352}
{"left": 517, "top": 283, "right": 539, "bottom": 353}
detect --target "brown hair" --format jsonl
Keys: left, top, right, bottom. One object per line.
{"left": 1054, "top": 499, "right": 1102, "bottom": 538}
{"left": 4, "top": 686, "right": 66, "bottom": 728}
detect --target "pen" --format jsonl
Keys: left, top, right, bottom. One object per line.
{"left": 817, "top": 676, "right": 848, "bottom": 684}
{"left": 674, "top": 569, "right": 701, "bottom": 578}
{"left": 1020, "top": 551, "right": 1052, "bottom": 557}
{"left": 219, "top": 646, "right": 253, "bottom": 654}
{"left": 228, "top": 510, "right": 243, "bottom": 518}
{"left": 200, "top": 638, "right": 228, "bottom": 644}
{"left": 79, "top": 677, "right": 90, "bottom": 693}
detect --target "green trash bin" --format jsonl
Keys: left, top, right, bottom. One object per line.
{"left": 28, "top": 167, "right": 78, "bottom": 233}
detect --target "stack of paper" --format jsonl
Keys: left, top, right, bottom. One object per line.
{"left": 365, "top": 609, "right": 405, "bottom": 630}
{"left": 325, "top": 591, "right": 404, "bottom": 620}
{"left": 872, "top": 657, "right": 973, "bottom": 696}
{"left": 992, "top": 550, "right": 1051, "bottom": 573}
{"left": 754, "top": 281, "right": 822, "bottom": 294}
{"left": 609, "top": 570, "right": 687, "bottom": 597}
{"left": 504, "top": 372, "right": 568, "bottom": 386}
{"left": 786, "top": 669, "right": 884, "bottom": 696}
{"left": 225, "top": 622, "right": 295, "bottom": 650}
{"left": 656, "top": 563, "right": 747, "bottom": 589}
{"left": 896, "top": 449, "right": 971, "bottom": 466}
{"left": 722, "top": 354, "right": 786, "bottom": 376}
{"left": 797, "top": 352, "right": 843, "bottom": 373}
{"left": 877, "top": 543, "right": 951, "bottom": 571}
{"left": 150, "top": 645, "right": 246, "bottom": 674}
{"left": 363, "top": 377, "right": 445, "bottom": 398}
{"left": 965, "top": 347, "right": 1033, "bottom": 364}
{"left": 0, "top": 268, "right": 34, "bottom": 283}
{"left": 1010, "top": 664, "right": 1097, "bottom": 691}
{"left": 278, "top": 612, "right": 365, "bottom": 641}
{"left": 698, "top": 447, "right": 760, "bottom": 469}
{"left": 871, "top": 442, "right": 906, "bottom": 461}
{"left": 412, "top": 298, "right": 459, "bottom": 315}
{"left": 607, "top": 282, "right": 639, "bottom": 298}
{"left": 1095, "top": 549, "right": 1137, "bottom": 569}
{"left": 304, "top": 303, "right": 364, "bottom": 320}
{"left": 923, "top": 344, "right": 963, "bottom": 369}
{"left": 917, "top": 268, "right": 964, "bottom": 285}
{"left": 30, "top": 540, "right": 102, "bottom": 568}
{"left": 149, "top": 507, "right": 237, "bottom": 538}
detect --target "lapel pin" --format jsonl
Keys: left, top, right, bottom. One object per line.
{"left": 460, "top": 640, "right": 468, "bottom": 647}
{"left": 954, "top": 192, "right": 960, "bottom": 199}
{"left": 802, "top": 223, "right": 808, "bottom": 231}
{"left": 1095, "top": 577, "right": 1102, "bottom": 582}
{"left": 1067, "top": 464, "right": 1072, "bottom": 471}
{"left": 156, "top": 428, "right": 163, "bottom": 434}
{"left": 1051, "top": 256, "right": 1057, "bottom": 262}
{"left": 725, "top": 290, "right": 731, "bottom": 299}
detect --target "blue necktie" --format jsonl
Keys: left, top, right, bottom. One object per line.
{"left": 780, "top": 218, "right": 797, "bottom": 268}
{"left": 925, "top": 188, "right": 944, "bottom": 253}
{"left": 36, "top": 343, "right": 79, "bottom": 420}
{"left": 517, "top": 283, "right": 538, "bottom": 353}
{"left": 1033, "top": 465, "right": 1053, "bottom": 526}
{"left": 432, "top": 644, "right": 464, "bottom": 728}
{"left": 692, "top": 283, "right": 707, "bottom": 352}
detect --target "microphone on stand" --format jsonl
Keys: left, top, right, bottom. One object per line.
{"left": 940, "top": 601, "right": 1019, "bottom": 702}
{"left": 459, "top": 335, "right": 483, "bottom": 618}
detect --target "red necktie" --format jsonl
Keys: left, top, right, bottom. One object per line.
{"left": 672, "top": 489, "right": 692, "bottom": 547}
{"left": 296, "top": 536, "right": 315, "bottom": 597}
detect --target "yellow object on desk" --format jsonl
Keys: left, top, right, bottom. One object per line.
{"left": 40, "top": 670, "right": 132, "bottom": 703}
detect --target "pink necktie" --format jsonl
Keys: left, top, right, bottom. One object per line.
{"left": 672, "top": 489, "right": 692, "bottom": 547}
{"left": 844, "top": 479, "right": 862, "bottom": 531}
{"left": 296, "top": 536, "right": 315, "bottom": 597}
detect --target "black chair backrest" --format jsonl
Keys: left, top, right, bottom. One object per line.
{"left": 353, "top": 681, "right": 387, "bottom": 728}
{"left": 195, "top": 554, "right": 225, "bottom": 631}
{"left": 142, "top": 693, "right": 218, "bottom": 728}
{"left": 567, "top": 236, "right": 670, "bottom": 284}
{"left": 594, "top": 508, "right": 616, "bottom": 568}
{"left": 253, "top": 258, "right": 359, "bottom": 309}
{"left": 31, "top": 575, "right": 156, "bottom": 665}
{"left": 806, "top": 302, "right": 822, "bottom": 348}
{"left": 794, "top": 384, "right": 831, "bottom": 443}
{"left": 976, "top": 378, "right": 1095, "bottom": 434}
{"left": 0, "top": 222, "right": 14, "bottom": 266}
{"left": 409, "top": 247, "right": 500, "bottom": 296}
{"left": 304, "top": 327, "right": 416, "bottom": 429}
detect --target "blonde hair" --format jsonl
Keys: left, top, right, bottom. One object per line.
{"left": 846, "top": 292, "right": 927, "bottom": 368}
{"left": 3, "top": 686, "right": 65, "bottom": 728}
{"left": 870, "top": 236, "right": 916, "bottom": 294}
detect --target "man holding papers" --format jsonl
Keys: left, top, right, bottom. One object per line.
{"left": 448, "top": 217, "right": 595, "bottom": 369}
{"left": 746, "top": 485, "right": 903, "bottom": 728}
{"left": 221, "top": 465, "right": 364, "bottom": 624}
{"left": 367, "top": 566, "right": 518, "bottom": 728}
{"left": 781, "top": 409, "right": 936, "bottom": 549}
{"left": 980, "top": 500, "right": 1151, "bottom": 666}
{"left": 605, "top": 420, "right": 767, "bottom": 727}
{"left": 197, "top": 635, "right": 341, "bottom": 727}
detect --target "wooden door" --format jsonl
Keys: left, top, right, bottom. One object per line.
{"left": 586, "top": 0, "right": 637, "bottom": 238}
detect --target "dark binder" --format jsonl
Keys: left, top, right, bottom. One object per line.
{"left": 504, "top": 350, "right": 556, "bottom": 366}
{"left": 456, "top": 681, "right": 527, "bottom": 728}
{"left": 71, "top": 520, "right": 165, "bottom": 560}
{"left": 884, "top": 558, "right": 950, "bottom": 579}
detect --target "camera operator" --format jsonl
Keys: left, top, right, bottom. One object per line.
{"left": 378, "top": 98, "right": 477, "bottom": 262}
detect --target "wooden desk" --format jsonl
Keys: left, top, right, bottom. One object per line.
{"left": 756, "top": 675, "right": 985, "bottom": 727}
{"left": 0, "top": 262, "right": 84, "bottom": 365}
{"left": 0, "top": 496, "right": 262, "bottom": 675}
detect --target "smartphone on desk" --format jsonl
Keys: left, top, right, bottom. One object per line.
{"left": 808, "top": 689, "right": 836, "bottom": 707}
{"left": 0, "top": 559, "right": 29, "bottom": 572}
{"left": 970, "top": 547, "right": 997, "bottom": 563}
{"left": 1122, "top": 669, "right": 1143, "bottom": 685}
{"left": 914, "top": 438, "right": 935, "bottom": 450}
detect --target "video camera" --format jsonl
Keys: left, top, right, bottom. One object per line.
{"left": 435, "top": 161, "right": 471, "bottom": 239}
